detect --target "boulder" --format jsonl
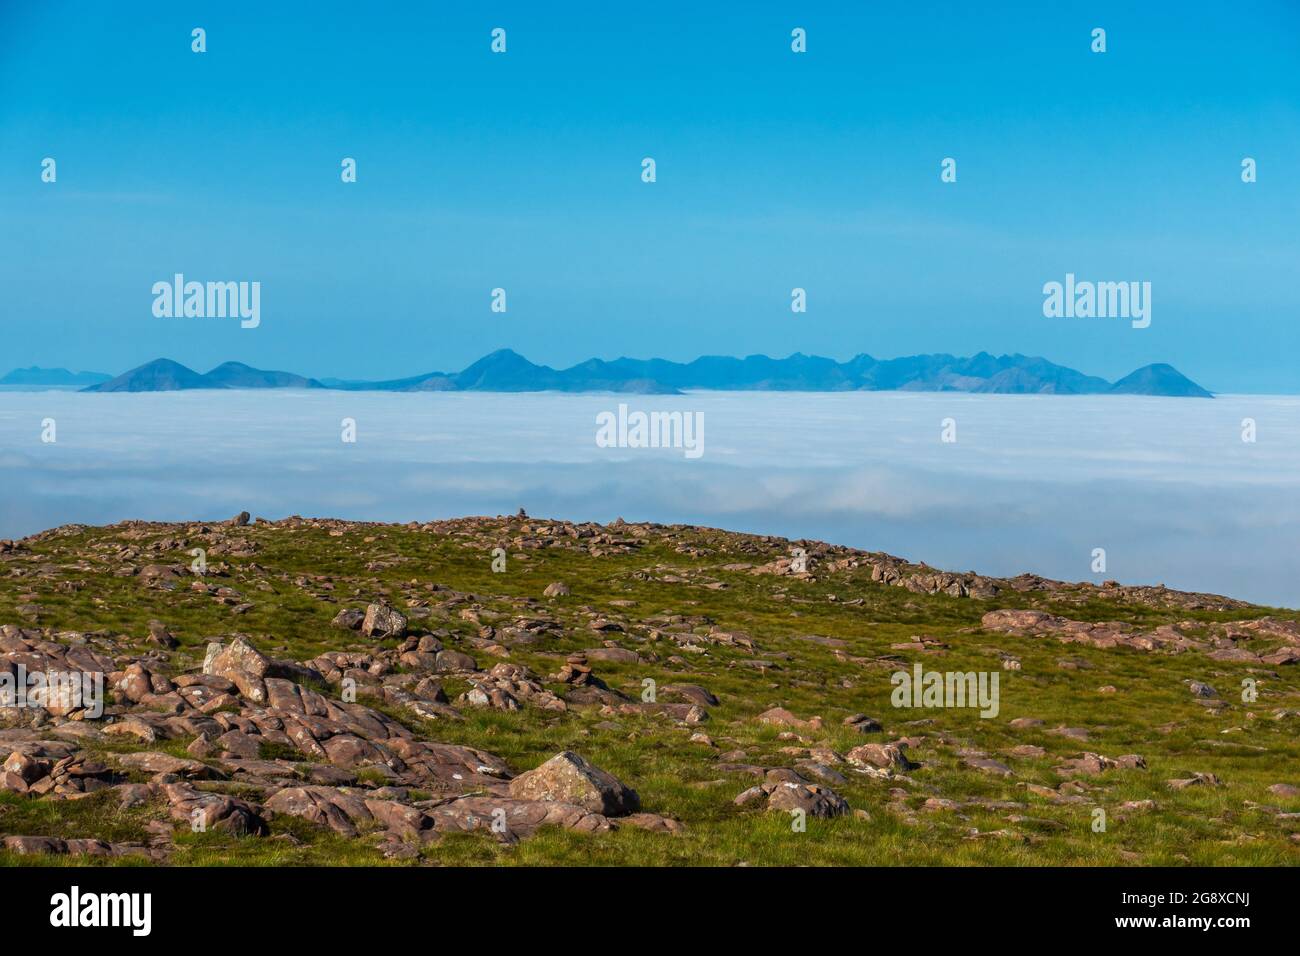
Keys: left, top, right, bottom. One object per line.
{"left": 843, "top": 713, "right": 882, "bottom": 734}
{"left": 756, "top": 707, "right": 822, "bottom": 730}
{"left": 147, "top": 621, "right": 180, "bottom": 648}
{"left": 662, "top": 684, "right": 719, "bottom": 707}
{"left": 585, "top": 647, "right": 640, "bottom": 664}
{"left": 203, "top": 636, "right": 273, "bottom": 704}
{"left": 1262, "top": 648, "right": 1300, "bottom": 666}
{"left": 434, "top": 649, "right": 477, "bottom": 673}
{"left": 332, "top": 609, "right": 365, "bottom": 631}
{"left": 846, "top": 743, "right": 915, "bottom": 771}
{"left": 618, "top": 812, "right": 686, "bottom": 834}
{"left": 161, "top": 782, "right": 267, "bottom": 836}
{"left": 103, "top": 719, "right": 159, "bottom": 744}
{"left": 264, "top": 785, "right": 376, "bottom": 837}
{"left": 507, "top": 751, "right": 639, "bottom": 816}
{"left": 362, "top": 603, "right": 408, "bottom": 640}
{"left": 116, "top": 752, "right": 223, "bottom": 780}
{"left": 765, "top": 781, "right": 851, "bottom": 818}
{"left": 3, "top": 750, "right": 46, "bottom": 784}
{"left": 114, "top": 664, "right": 153, "bottom": 704}
{"left": 3, "top": 835, "right": 67, "bottom": 855}
{"left": 426, "top": 795, "right": 610, "bottom": 837}
{"left": 964, "top": 756, "right": 1013, "bottom": 776}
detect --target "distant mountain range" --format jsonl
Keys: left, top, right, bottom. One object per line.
{"left": 84, "top": 360, "right": 324, "bottom": 393}
{"left": 0, "top": 351, "right": 1213, "bottom": 397}
{"left": 0, "top": 366, "right": 111, "bottom": 387}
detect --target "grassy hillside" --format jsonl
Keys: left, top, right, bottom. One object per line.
{"left": 1, "top": 514, "right": 1296, "bottom": 866}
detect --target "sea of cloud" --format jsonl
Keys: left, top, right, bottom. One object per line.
{"left": 2, "top": 389, "right": 1297, "bottom": 606}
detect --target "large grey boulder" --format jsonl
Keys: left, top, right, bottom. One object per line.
{"left": 507, "top": 751, "right": 639, "bottom": 816}
{"left": 362, "top": 602, "right": 408, "bottom": 639}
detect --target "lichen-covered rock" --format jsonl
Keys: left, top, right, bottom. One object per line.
{"left": 203, "top": 636, "right": 272, "bottom": 703}
{"left": 846, "top": 743, "right": 915, "bottom": 772}
{"left": 362, "top": 603, "right": 407, "bottom": 639}
{"left": 507, "top": 751, "right": 639, "bottom": 816}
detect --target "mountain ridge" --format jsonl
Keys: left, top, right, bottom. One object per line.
{"left": 72, "top": 349, "right": 1214, "bottom": 397}
{"left": 0, "top": 366, "right": 111, "bottom": 387}
{"left": 86, "top": 361, "right": 324, "bottom": 393}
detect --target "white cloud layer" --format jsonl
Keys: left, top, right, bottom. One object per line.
{"left": 2, "top": 390, "right": 1297, "bottom": 606}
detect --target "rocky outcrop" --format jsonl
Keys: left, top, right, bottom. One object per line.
{"left": 982, "top": 610, "right": 1203, "bottom": 653}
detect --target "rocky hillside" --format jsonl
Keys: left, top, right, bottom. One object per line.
{"left": 0, "top": 514, "right": 1295, "bottom": 865}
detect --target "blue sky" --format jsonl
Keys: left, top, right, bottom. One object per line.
{"left": 1, "top": 1, "right": 1298, "bottom": 390}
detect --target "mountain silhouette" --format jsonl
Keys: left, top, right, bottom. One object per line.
{"left": 69, "top": 351, "right": 1213, "bottom": 397}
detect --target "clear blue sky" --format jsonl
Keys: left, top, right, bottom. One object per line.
{"left": 2, "top": 1, "right": 1297, "bottom": 391}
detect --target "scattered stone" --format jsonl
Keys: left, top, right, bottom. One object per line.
{"left": 1050, "top": 726, "right": 1090, "bottom": 741}
{"left": 662, "top": 684, "right": 719, "bottom": 707}
{"left": 843, "top": 714, "right": 882, "bottom": 734}
{"left": 756, "top": 707, "right": 822, "bottom": 731}
{"left": 1055, "top": 752, "right": 1146, "bottom": 778}
{"left": 147, "top": 620, "right": 180, "bottom": 649}
{"left": 964, "top": 756, "right": 1013, "bottom": 776}
{"left": 434, "top": 649, "right": 477, "bottom": 672}
{"left": 1008, "top": 744, "right": 1045, "bottom": 758}
{"left": 585, "top": 647, "right": 640, "bottom": 664}
{"left": 1167, "top": 772, "right": 1221, "bottom": 790}
{"left": 0, "top": 512, "right": 1287, "bottom": 865}
{"left": 332, "top": 609, "right": 365, "bottom": 630}
{"left": 618, "top": 812, "right": 686, "bottom": 834}
{"left": 735, "top": 777, "right": 850, "bottom": 818}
